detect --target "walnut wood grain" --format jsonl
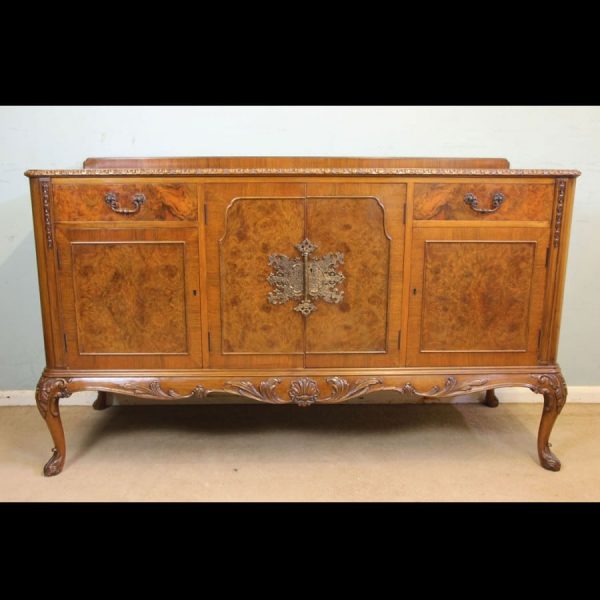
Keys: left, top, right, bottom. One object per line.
{"left": 541, "top": 179, "right": 577, "bottom": 363}
{"left": 407, "top": 227, "right": 551, "bottom": 367}
{"left": 421, "top": 241, "right": 535, "bottom": 350}
{"left": 413, "top": 182, "right": 554, "bottom": 221}
{"left": 72, "top": 241, "right": 188, "bottom": 353}
{"left": 219, "top": 194, "right": 305, "bottom": 355}
{"left": 52, "top": 181, "right": 198, "bottom": 221}
{"left": 205, "top": 183, "right": 306, "bottom": 368}
{"left": 304, "top": 183, "right": 405, "bottom": 367}
{"left": 55, "top": 226, "right": 203, "bottom": 370}
{"left": 29, "top": 179, "right": 61, "bottom": 366}
{"left": 82, "top": 156, "right": 512, "bottom": 169}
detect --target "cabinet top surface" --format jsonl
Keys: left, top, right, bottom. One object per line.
{"left": 25, "top": 156, "right": 580, "bottom": 178}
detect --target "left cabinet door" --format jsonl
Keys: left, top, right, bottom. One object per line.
{"left": 55, "top": 226, "right": 203, "bottom": 369}
{"left": 205, "top": 183, "right": 306, "bottom": 368}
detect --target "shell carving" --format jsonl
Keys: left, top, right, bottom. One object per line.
{"left": 288, "top": 378, "right": 320, "bottom": 407}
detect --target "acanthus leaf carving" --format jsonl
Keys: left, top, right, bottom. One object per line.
{"left": 391, "top": 377, "right": 490, "bottom": 398}
{"left": 322, "top": 376, "right": 384, "bottom": 404}
{"left": 530, "top": 373, "right": 567, "bottom": 413}
{"left": 223, "top": 376, "right": 498, "bottom": 406}
{"left": 224, "top": 377, "right": 384, "bottom": 406}
{"left": 35, "top": 377, "right": 72, "bottom": 419}
{"left": 224, "top": 378, "right": 285, "bottom": 404}
{"left": 122, "top": 380, "right": 206, "bottom": 401}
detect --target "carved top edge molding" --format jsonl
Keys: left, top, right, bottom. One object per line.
{"left": 25, "top": 168, "right": 581, "bottom": 178}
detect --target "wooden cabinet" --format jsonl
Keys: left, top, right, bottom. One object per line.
{"left": 26, "top": 158, "right": 579, "bottom": 476}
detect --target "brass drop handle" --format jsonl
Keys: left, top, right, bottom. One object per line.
{"left": 105, "top": 192, "right": 145, "bottom": 215}
{"left": 463, "top": 191, "right": 505, "bottom": 214}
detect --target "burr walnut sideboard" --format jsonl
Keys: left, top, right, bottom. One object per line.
{"left": 25, "top": 156, "right": 579, "bottom": 476}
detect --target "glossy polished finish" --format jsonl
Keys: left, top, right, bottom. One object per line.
{"left": 25, "top": 157, "right": 579, "bottom": 475}
{"left": 82, "top": 156, "right": 513, "bottom": 169}
{"left": 406, "top": 227, "right": 550, "bottom": 366}
{"left": 53, "top": 181, "right": 198, "bottom": 222}
{"left": 413, "top": 182, "right": 554, "bottom": 221}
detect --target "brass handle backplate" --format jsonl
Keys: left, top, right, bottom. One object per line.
{"left": 105, "top": 192, "right": 145, "bottom": 215}
{"left": 267, "top": 238, "right": 345, "bottom": 317}
{"left": 464, "top": 192, "right": 505, "bottom": 214}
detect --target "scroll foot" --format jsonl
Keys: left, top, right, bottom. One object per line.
{"left": 43, "top": 447, "right": 65, "bottom": 477}
{"left": 534, "top": 373, "right": 567, "bottom": 472}
{"left": 35, "top": 376, "right": 71, "bottom": 477}
{"left": 540, "top": 443, "right": 561, "bottom": 472}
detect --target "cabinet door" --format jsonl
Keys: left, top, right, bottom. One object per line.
{"left": 205, "top": 183, "right": 306, "bottom": 368}
{"left": 304, "top": 183, "right": 406, "bottom": 368}
{"left": 55, "top": 226, "right": 203, "bottom": 369}
{"left": 406, "top": 227, "right": 550, "bottom": 366}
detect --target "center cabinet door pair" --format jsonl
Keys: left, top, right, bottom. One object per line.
{"left": 205, "top": 183, "right": 406, "bottom": 368}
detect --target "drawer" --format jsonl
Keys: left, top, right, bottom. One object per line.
{"left": 52, "top": 181, "right": 198, "bottom": 222}
{"left": 413, "top": 182, "right": 554, "bottom": 222}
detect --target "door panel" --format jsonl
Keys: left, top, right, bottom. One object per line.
{"left": 56, "top": 226, "right": 202, "bottom": 369}
{"left": 205, "top": 183, "right": 306, "bottom": 368}
{"left": 406, "top": 226, "right": 550, "bottom": 366}
{"left": 304, "top": 183, "right": 406, "bottom": 367}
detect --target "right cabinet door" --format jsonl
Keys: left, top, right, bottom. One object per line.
{"left": 406, "top": 226, "right": 550, "bottom": 366}
{"left": 304, "top": 183, "right": 406, "bottom": 368}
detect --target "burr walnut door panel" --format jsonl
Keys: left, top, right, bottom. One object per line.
{"left": 304, "top": 183, "right": 406, "bottom": 368}
{"left": 55, "top": 226, "right": 203, "bottom": 369}
{"left": 205, "top": 183, "right": 306, "bottom": 368}
{"left": 406, "top": 227, "right": 550, "bottom": 367}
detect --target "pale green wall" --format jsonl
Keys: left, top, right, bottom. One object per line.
{"left": 1, "top": 106, "right": 598, "bottom": 388}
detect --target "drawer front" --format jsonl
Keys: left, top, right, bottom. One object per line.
{"left": 413, "top": 182, "right": 554, "bottom": 222}
{"left": 52, "top": 181, "right": 198, "bottom": 222}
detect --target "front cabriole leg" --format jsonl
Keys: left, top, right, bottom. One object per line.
{"left": 35, "top": 376, "right": 72, "bottom": 476}
{"left": 532, "top": 373, "right": 568, "bottom": 471}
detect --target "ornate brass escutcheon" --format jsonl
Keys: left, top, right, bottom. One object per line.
{"left": 267, "top": 238, "right": 345, "bottom": 316}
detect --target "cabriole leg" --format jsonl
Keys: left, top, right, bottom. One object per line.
{"left": 35, "top": 376, "right": 72, "bottom": 476}
{"left": 534, "top": 374, "right": 568, "bottom": 471}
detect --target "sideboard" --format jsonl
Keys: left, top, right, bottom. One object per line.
{"left": 25, "top": 156, "right": 579, "bottom": 475}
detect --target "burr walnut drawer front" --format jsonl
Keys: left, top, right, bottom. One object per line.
{"left": 52, "top": 181, "right": 198, "bottom": 222}
{"left": 413, "top": 182, "right": 555, "bottom": 222}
